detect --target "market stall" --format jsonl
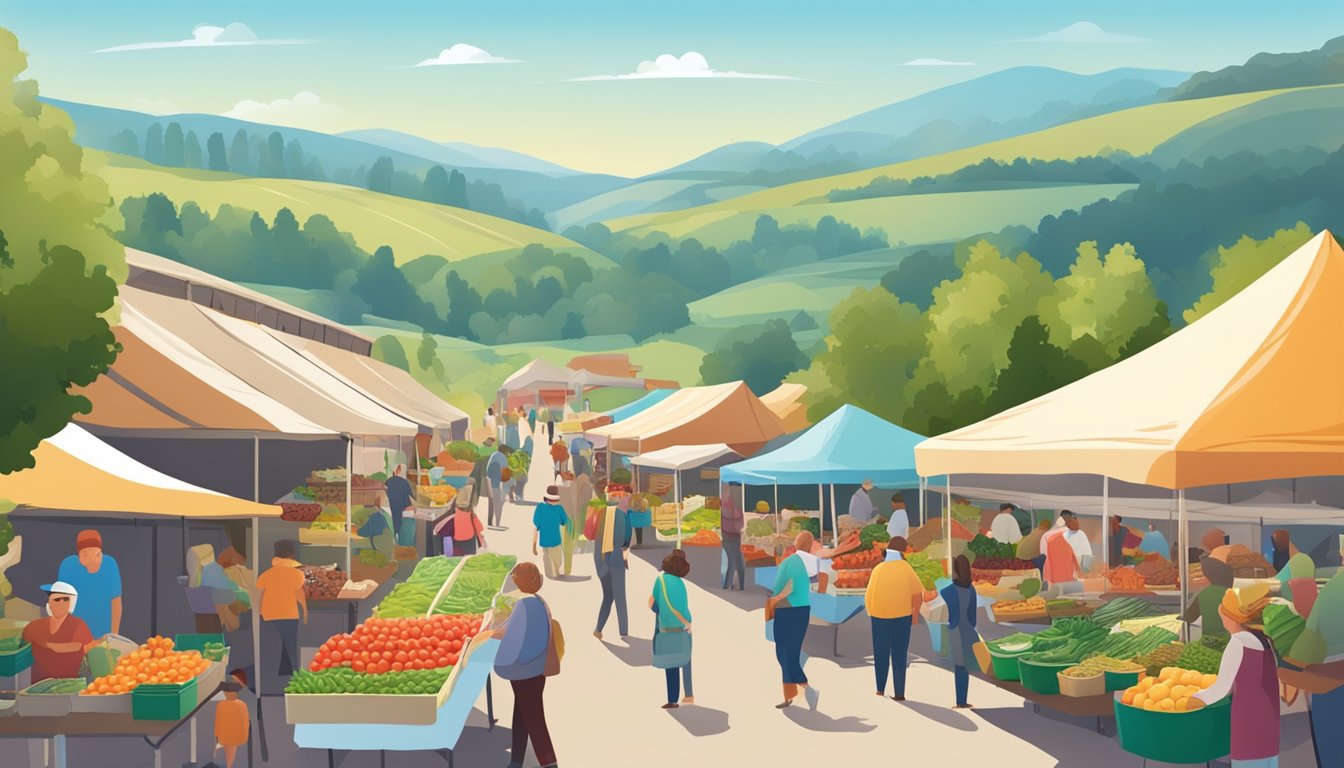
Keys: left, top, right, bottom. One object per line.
{"left": 497, "top": 359, "right": 644, "bottom": 419}
{"left": 917, "top": 230, "right": 1344, "bottom": 763}
{"left": 759, "top": 382, "right": 811, "bottom": 433}
{"left": 604, "top": 388, "right": 676, "bottom": 424}
{"left": 630, "top": 444, "right": 740, "bottom": 546}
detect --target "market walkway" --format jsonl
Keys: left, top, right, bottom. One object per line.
{"left": 21, "top": 422, "right": 1317, "bottom": 767}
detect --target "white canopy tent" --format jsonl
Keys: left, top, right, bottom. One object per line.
{"left": 630, "top": 444, "right": 740, "bottom": 544}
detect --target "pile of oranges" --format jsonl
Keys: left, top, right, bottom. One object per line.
{"left": 1120, "top": 666, "right": 1218, "bottom": 712}
{"left": 81, "top": 636, "right": 211, "bottom": 695}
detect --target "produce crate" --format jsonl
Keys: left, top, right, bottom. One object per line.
{"left": 17, "top": 679, "right": 86, "bottom": 717}
{"left": 0, "top": 645, "right": 33, "bottom": 677}
{"left": 988, "top": 605, "right": 1049, "bottom": 623}
{"left": 1057, "top": 671, "right": 1105, "bottom": 698}
{"left": 71, "top": 692, "right": 131, "bottom": 714}
{"left": 0, "top": 668, "right": 32, "bottom": 693}
{"left": 1019, "top": 658, "right": 1074, "bottom": 695}
{"left": 1105, "top": 669, "right": 1143, "bottom": 691}
{"left": 989, "top": 650, "right": 1027, "bottom": 681}
{"left": 194, "top": 660, "right": 227, "bottom": 704}
{"left": 173, "top": 633, "right": 227, "bottom": 655}
{"left": 132, "top": 679, "right": 198, "bottom": 721}
{"left": 1114, "top": 693, "right": 1231, "bottom": 764}
{"left": 285, "top": 677, "right": 453, "bottom": 725}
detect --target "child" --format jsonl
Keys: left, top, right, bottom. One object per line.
{"left": 213, "top": 679, "right": 250, "bottom": 768}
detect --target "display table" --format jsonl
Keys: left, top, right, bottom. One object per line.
{"left": 973, "top": 672, "right": 1114, "bottom": 734}
{"left": 308, "top": 578, "right": 395, "bottom": 633}
{"left": 293, "top": 638, "right": 500, "bottom": 768}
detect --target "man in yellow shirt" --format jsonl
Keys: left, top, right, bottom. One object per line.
{"left": 864, "top": 535, "right": 923, "bottom": 700}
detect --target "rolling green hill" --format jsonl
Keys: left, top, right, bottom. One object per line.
{"left": 605, "top": 87, "right": 1300, "bottom": 239}
{"left": 89, "top": 151, "right": 610, "bottom": 266}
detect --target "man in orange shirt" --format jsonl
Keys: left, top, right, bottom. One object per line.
{"left": 213, "top": 679, "right": 249, "bottom": 768}
{"left": 254, "top": 540, "right": 306, "bottom": 678}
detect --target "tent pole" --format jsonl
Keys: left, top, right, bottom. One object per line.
{"left": 945, "top": 476, "right": 953, "bottom": 574}
{"left": 773, "top": 481, "right": 780, "bottom": 539}
{"left": 817, "top": 484, "right": 823, "bottom": 543}
{"left": 1178, "top": 489, "right": 1190, "bottom": 642}
{"left": 920, "top": 477, "right": 927, "bottom": 527}
{"left": 675, "top": 470, "right": 682, "bottom": 547}
{"left": 346, "top": 436, "right": 354, "bottom": 576}
{"left": 1102, "top": 476, "right": 1110, "bottom": 572}
{"left": 151, "top": 523, "right": 159, "bottom": 636}
{"left": 829, "top": 484, "right": 839, "bottom": 548}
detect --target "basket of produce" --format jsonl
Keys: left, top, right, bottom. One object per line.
{"left": 682, "top": 529, "right": 721, "bottom": 547}
{"left": 301, "top": 565, "right": 348, "bottom": 601}
{"left": 18, "top": 678, "right": 86, "bottom": 717}
{"left": 831, "top": 549, "right": 883, "bottom": 571}
{"left": 988, "top": 596, "right": 1048, "bottom": 622}
{"left": 280, "top": 502, "right": 323, "bottom": 522}
{"left": 1115, "top": 668, "right": 1229, "bottom": 764}
{"left": 133, "top": 679, "right": 198, "bottom": 721}
{"left": 1057, "top": 668, "right": 1105, "bottom": 698}
{"left": 0, "top": 638, "right": 33, "bottom": 676}
{"left": 985, "top": 633, "right": 1035, "bottom": 680}
{"left": 1018, "top": 656, "right": 1075, "bottom": 695}
{"left": 1106, "top": 567, "right": 1149, "bottom": 593}
{"left": 352, "top": 549, "right": 398, "bottom": 584}
{"left": 172, "top": 634, "right": 229, "bottom": 662}
{"left": 833, "top": 569, "right": 871, "bottom": 593}
{"left": 741, "top": 544, "right": 775, "bottom": 568}
{"left": 1063, "top": 655, "right": 1148, "bottom": 694}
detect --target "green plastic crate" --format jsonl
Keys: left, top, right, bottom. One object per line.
{"left": 989, "top": 650, "right": 1026, "bottom": 681}
{"left": 172, "top": 634, "right": 227, "bottom": 653}
{"left": 1114, "top": 693, "right": 1231, "bottom": 764}
{"left": 1105, "top": 669, "right": 1142, "bottom": 691}
{"left": 1018, "top": 657, "right": 1074, "bottom": 695}
{"left": 132, "top": 679, "right": 197, "bottom": 721}
{"left": 0, "top": 645, "right": 33, "bottom": 677}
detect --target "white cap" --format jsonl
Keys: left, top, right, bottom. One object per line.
{"left": 41, "top": 581, "right": 78, "bottom": 596}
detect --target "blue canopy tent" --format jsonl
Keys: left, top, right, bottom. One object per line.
{"left": 721, "top": 404, "right": 940, "bottom": 546}
{"left": 604, "top": 388, "right": 676, "bottom": 423}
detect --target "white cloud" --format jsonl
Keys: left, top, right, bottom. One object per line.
{"left": 130, "top": 97, "right": 179, "bottom": 115}
{"left": 415, "top": 43, "right": 520, "bottom": 66}
{"left": 92, "top": 22, "right": 308, "bottom": 53}
{"left": 903, "top": 58, "right": 976, "bottom": 67}
{"left": 222, "top": 91, "right": 342, "bottom": 130}
{"left": 570, "top": 51, "right": 798, "bottom": 81}
{"left": 1018, "top": 21, "right": 1146, "bottom": 44}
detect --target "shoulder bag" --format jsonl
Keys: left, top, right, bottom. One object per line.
{"left": 536, "top": 596, "right": 565, "bottom": 676}
{"left": 651, "top": 576, "right": 693, "bottom": 670}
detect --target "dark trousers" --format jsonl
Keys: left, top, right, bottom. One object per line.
{"left": 264, "top": 618, "right": 299, "bottom": 677}
{"left": 773, "top": 606, "right": 810, "bottom": 685}
{"left": 722, "top": 533, "right": 745, "bottom": 589}
{"left": 871, "top": 615, "right": 912, "bottom": 696}
{"left": 510, "top": 676, "right": 556, "bottom": 766}
{"left": 595, "top": 566, "right": 629, "bottom": 635}
{"left": 954, "top": 664, "right": 969, "bottom": 706}
{"left": 546, "top": 422, "right": 555, "bottom": 443}
{"left": 665, "top": 662, "right": 694, "bottom": 704}
{"left": 1032, "top": 554, "right": 1047, "bottom": 580}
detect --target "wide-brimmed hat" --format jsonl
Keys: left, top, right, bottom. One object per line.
{"left": 544, "top": 486, "right": 560, "bottom": 503}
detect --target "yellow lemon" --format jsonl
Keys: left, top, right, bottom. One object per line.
{"left": 1158, "top": 698, "right": 1175, "bottom": 711}
{"left": 1142, "top": 699, "right": 1157, "bottom": 711}
{"left": 1175, "top": 697, "right": 1189, "bottom": 712}
{"left": 1133, "top": 693, "right": 1148, "bottom": 708}
{"left": 1150, "top": 684, "right": 1171, "bottom": 701}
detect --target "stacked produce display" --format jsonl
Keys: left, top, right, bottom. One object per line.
{"left": 1175, "top": 635, "right": 1227, "bottom": 675}
{"left": 986, "top": 611, "right": 1178, "bottom": 689}
{"left": 905, "top": 552, "right": 944, "bottom": 591}
{"left": 1106, "top": 567, "right": 1149, "bottom": 593}
{"left": 82, "top": 637, "right": 212, "bottom": 695}
{"left": 1120, "top": 666, "right": 1219, "bottom": 712}
{"left": 300, "top": 565, "right": 349, "bottom": 600}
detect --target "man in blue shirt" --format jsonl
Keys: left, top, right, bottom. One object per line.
{"left": 384, "top": 464, "right": 415, "bottom": 546}
{"left": 485, "top": 445, "right": 512, "bottom": 530}
{"left": 57, "top": 529, "right": 122, "bottom": 639}
{"left": 568, "top": 435, "right": 592, "bottom": 478}
{"left": 532, "top": 486, "right": 570, "bottom": 579}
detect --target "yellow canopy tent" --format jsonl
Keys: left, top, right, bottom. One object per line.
{"left": 590, "top": 381, "right": 785, "bottom": 456}
{"left": 760, "top": 383, "right": 811, "bottom": 433}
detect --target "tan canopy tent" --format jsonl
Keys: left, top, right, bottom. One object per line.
{"left": 916, "top": 230, "right": 1344, "bottom": 490}
{"left": 0, "top": 423, "right": 280, "bottom": 520}
{"left": 760, "top": 382, "right": 811, "bottom": 433}
{"left": 590, "top": 381, "right": 785, "bottom": 455}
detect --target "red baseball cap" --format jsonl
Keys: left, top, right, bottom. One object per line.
{"left": 76, "top": 529, "right": 102, "bottom": 551}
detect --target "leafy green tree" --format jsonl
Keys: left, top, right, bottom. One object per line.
{"left": 227, "top": 129, "right": 250, "bottom": 174}
{"left": 560, "top": 311, "right": 586, "bottom": 339}
{"left": 110, "top": 128, "right": 139, "bottom": 157}
{"left": 0, "top": 27, "right": 123, "bottom": 471}
{"left": 367, "top": 156, "right": 394, "bottom": 194}
{"left": 163, "top": 122, "right": 185, "bottom": 166}
{"left": 371, "top": 335, "right": 410, "bottom": 372}
{"left": 700, "top": 319, "right": 807, "bottom": 395}
{"left": 206, "top": 131, "right": 228, "bottom": 172}
{"left": 446, "top": 169, "right": 468, "bottom": 208}
{"left": 1184, "top": 222, "right": 1314, "bottom": 323}
{"left": 416, "top": 331, "right": 437, "bottom": 370}
{"left": 143, "top": 121, "right": 164, "bottom": 164}
{"left": 444, "top": 269, "right": 482, "bottom": 339}
{"left": 879, "top": 249, "right": 958, "bottom": 310}
{"left": 353, "top": 245, "right": 437, "bottom": 327}
{"left": 258, "top": 131, "right": 286, "bottom": 177}
{"left": 184, "top": 130, "right": 202, "bottom": 169}
{"left": 1038, "top": 241, "right": 1161, "bottom": 358}
{"left": 424, "top": 165, "right": 450, "bottom": 204}
{"left": 984, "top": 316, "right": 1089, "bottom": 415}
{"left": 285, "top": 139, "right": 306, "bottom": 178}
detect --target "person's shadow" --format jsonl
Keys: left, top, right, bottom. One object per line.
{"left": 900, "top": 699, "right": 978, "bottom": 731}
{"left": 782, "top": 707, "right": 877, "bottom": 733}
{"left": 667, "top": 706, "right": 731, "bottom": 736}
{"left": 599, "top": 636, "right": 652, "bottom": 668}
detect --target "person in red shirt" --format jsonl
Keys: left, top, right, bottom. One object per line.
{"left": 23, "top": 581, "right": 96, "bottom": 683}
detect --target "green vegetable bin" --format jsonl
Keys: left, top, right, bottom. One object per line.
{"left": 1104, "top": 669, "right": 1142, "bottom": 691}
{"left": 1114, "top": 693, "right": 1230, "bottom": 764}
{"left": 132, "top": 679, "right": 198, "bottom": 721}
{"left": 988, "top": 650, "right": 1026, "bottom": 681}
{"left": 0, "top": 644, "right": 32, "bottom": 677}
{"left": 173, "top": 634, "right": 228, "bottom": 658}
{"left": 1018, "top": 658, "right": 1074, "bottom": 695}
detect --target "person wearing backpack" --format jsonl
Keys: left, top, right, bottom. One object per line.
{"left": 490, "top": 562, "right": 562, "bottom": 768}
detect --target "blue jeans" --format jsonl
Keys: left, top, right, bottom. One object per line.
{"left": 773, "top": 606, "right": 810, "bottom": 685}
{"left": 665, "top": 661, "right": 694, "bottom": 703}
{"left": 871, "top": 615, "right": 912, "bottom": 696}
{"left": 955, "top": 665, "right": 969, "bottom": 706}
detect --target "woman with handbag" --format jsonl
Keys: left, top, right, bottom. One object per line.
{"left": 490, "top": 562, "right": 559, "bottom": 768}
{"left": 768, "top": 532, "right": 821, "bottom": 711}
{"left": 650, "top": 550, "right": 694, "bottom": 708}
{"left": 940, "top": 554, "right": 979, "bottom": 709}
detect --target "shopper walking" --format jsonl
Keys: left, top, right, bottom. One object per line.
{"left": 484, "top": 407, "right": 499, "bottom": 443}
{"left": 486, "top": 444, "right": 513, "bottom": 529}
{"left": 255, "top": 540, "right": 306, "bottom": 678}
{"left": 557, "top": 472, "right": 592, "bottom": 576}
{"left": 504, "top": 407, "right": 521, "bottom": 450}
{"left": 533, "top": 486, "right": 570, "bottom": 579}
{"left": 651, "top": 550, "right": 694, "bottom": 708}
{"left": 593, "top": 485, "right": 633, "bottom": 640}
{"left": 720, "top": 485, "right": 746, "bottom": 591}
{"left": 549, "top": 437, "right": 569, "bottom": 480}
{"left": 768, "top": 532, "right": 821, "bottom": 710}
{"left": 491, "top": 562, "right": 560, "bottom": 768}
{"left": 435, "top": 495, "right": 486, "bottom": 556}
{"left": 941, "top": 554, "right": 978, "bottom": 709}
{"left": 864, "top": 535, "right": 923, "bottom": 700}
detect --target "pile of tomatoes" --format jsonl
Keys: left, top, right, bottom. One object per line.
{"left": 309, "top": 614, "right": 483, "bottom": 674}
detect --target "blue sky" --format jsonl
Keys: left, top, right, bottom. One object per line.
{"left": 5, "top": 1, "right": 1341, "bottom": 175}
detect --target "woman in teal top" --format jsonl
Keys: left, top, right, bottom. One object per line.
{"left": 650, "top": 550, "right": 694, "bottom": 708}
{"left": 768, "top": 531, "right": 820, "bottom": 710}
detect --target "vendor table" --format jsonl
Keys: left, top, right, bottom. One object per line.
{"left": 293, "top": 638, "right": 500, "bottom": 767}
{"left": 805, "top": 591, "right": 866, "bottom": 656}
{"left": 973, "top": 672, "right": 1115, "bottom": 735}
{"left": 752, "top": 565, "right": 779, "bottom": 591}
{"left": 0, "top": 683, "right": 234, "bottom": 768}
{"left": 308, "top": 578, "right": 393, "bottom": 633}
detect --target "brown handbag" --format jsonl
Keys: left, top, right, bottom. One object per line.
{"left": 537, "top": 597, "right": 564, "bottom": 677}
{"left": 764, "top": 595, "right": 776, "bottom": 622}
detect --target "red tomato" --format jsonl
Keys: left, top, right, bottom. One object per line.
{"left": 395, "top": 650, "right": 409, "bottom": 663}
{"left": 374, "top": 660, "right": 389, "bottom": 674}
{"left": 352, "top": 661, "right": 366, "bottom": 672}
{"left": 451, "top": 639, "right": 462, "bottom": 652}
{"left": 392, "top": 662, "right": 404, "bottom": 672}
{"left": 447, "top": 653, "right": 459, "bottom": 666}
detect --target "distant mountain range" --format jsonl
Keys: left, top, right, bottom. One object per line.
{"left": 336, "top": 128, "right": 583, "bottom": 176}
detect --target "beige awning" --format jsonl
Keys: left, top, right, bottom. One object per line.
{"left": 915, "top": 230, "right": 1344, "bottom": 489}
{"left": 0, "top": 424, "right": 281, "bottom": 519}
{"left": 590, "top": 381, "right": 784, "bottom": 455}
{"left": 760, "top": 382, "right": 811, "bottom": 433}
